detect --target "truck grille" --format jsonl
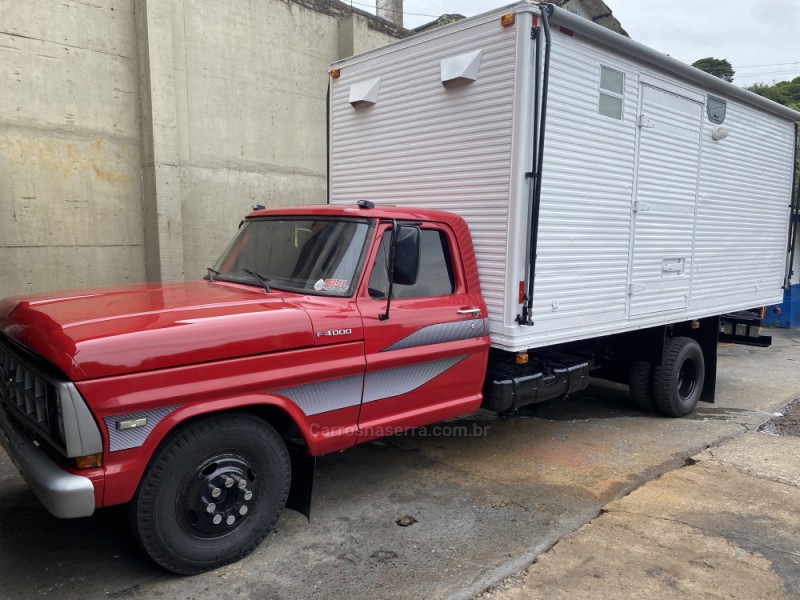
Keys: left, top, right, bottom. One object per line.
{"left": 0, "top": 334, "right": 63, "bottom": 449}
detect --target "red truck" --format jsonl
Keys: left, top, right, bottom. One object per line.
{"left": 3, "top": 3, "right": 796, "bottom": 576}
{"left": 0, "top": 201, "right": 780, "bottom": 573}
{"left": 0, "top": 204, "right": 499, "bottom": 573}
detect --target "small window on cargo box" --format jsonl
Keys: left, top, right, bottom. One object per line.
{"left": 599, "top": 66, "right": 624, "bottom": 120}
{"left": 368, "top": 229, "right": 455, "bottom": 299}
{"left": 707, "top": 96, "right": 727, "bottom": 124}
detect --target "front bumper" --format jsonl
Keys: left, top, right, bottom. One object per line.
{"left": 0, "top": 404, "right": 95, "bottom": 518}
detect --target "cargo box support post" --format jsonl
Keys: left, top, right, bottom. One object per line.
{"left": 518, "top": 4, "right": 553, "bottom": 327}
{"left": 785, "top": 124, "right": 799, "bottom": 288}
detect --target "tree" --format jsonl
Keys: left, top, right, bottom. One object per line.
{"left": 746, "top": 77, "right": 800, "bottom": 111}
{"left": 692, "top": 57, "right": 735, "bottom": 82}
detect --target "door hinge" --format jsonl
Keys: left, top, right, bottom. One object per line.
{"left": 628, "top": 283, "right": 646, "bottom": 294}
{"left": 633, "top": 201, "right": 652, "bottom": 213}
{"left": 637, "top": 115, "right": 656, "bottom": 129}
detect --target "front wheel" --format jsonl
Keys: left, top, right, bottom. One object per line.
{"left": 654, "top": 337, "right": 705, "bottom": 418}
{"left": 130, "top": 414, "right": 290, "bottom": 574}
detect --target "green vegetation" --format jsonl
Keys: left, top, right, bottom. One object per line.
{"left": 746, "top": 77, "right": 800, "bottom": 111}
{"left": 692, "top": 57, "right": 735, "bottom": 82}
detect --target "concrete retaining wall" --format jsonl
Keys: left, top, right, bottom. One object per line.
{"left": 0, "top": 0, "right": 404, "bottom": 298}
{"left": 0, "top": 0, "right": 145, "bottom": 296}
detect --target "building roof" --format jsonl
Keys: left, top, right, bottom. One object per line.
{"left": 413, "top": 1, "right": 628, "bottom": 37}
{"left": 291, "top": 0, "right": 412, "bottom": 39}
{"left": 413, "top": 14, "right": 467, "bottom": 34}
{"left": 554, "top": 0, "right": 628, "bottom": 36}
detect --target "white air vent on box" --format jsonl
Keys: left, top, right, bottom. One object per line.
{"left": 349, "top": 77, "right": 382, "bottom": 107}
{"left": 440, "top": 49, "right": 483, "bottom": 86}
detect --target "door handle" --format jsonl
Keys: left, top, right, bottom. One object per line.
{"left": 458, "top": 308, "right": 481, "bottom": 317}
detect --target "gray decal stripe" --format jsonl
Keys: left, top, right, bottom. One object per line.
{"left": 104, "top": 405, "right": 180, "bottom": 452}
{"left": 381, "top": 319, "right": 484, "bottom": 352}
{"left": 363, "top": 356, "right": 468, "bottom": 403}
{"left": 268, "top": 375, "right": 363, "bottom": 417}
{"left": 268, "top": 355, "right": 470, "bottom": 415}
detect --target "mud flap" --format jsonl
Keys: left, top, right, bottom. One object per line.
{"left": 693, "top": 316, "right": 719, "bottom": 404}
{"left": 286, "top": 445, "right": 315, "bottom": 521}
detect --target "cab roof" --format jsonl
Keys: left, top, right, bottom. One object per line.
{"left": 246, "top": 203, "right": 467, "bottom": 228}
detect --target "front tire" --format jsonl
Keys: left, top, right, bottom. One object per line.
{"left": 130, "top": 414, "right": 290, "bottom": 574}
{"left": 654, "top": 337, "right": 705, "bottom": 418}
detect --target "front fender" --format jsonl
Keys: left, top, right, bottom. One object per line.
{"left": 75, "top": 343, "right": 365, "bottom": 507}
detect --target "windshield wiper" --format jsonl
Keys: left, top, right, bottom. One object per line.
{"left": 206, "top": 267, "right": 220, "bottom": 282}
{"left": 243, "top": 268, "right": 272, "bottom": 293}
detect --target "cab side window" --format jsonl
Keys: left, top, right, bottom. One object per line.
{"left": 368, "top": 229, "right": 455, "bottom": 299}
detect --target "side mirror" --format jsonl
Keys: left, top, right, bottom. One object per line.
{"left": 392, "top": 226, "right": 420, "bottom": 285}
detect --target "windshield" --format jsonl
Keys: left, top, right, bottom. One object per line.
{"left": 211, "top": 218, "right": 371, "bottom": 296}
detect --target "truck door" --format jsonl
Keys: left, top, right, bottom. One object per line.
{"left": 629, "top": 80, "right": 704, "bottom": 317}
{"left": 355, "top": 222, "right": 489, "bottom": 439}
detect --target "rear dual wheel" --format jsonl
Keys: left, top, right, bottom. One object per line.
{"left": 628, "top": 360, "right": 656, "bottom": 411}
{"left": 654, "top": 336, "right": 705, "bottom": 418}
{"left": 130, "top": 414, "right": 290, "bottom": 574}
{"left": 628, "top": 337, "right": 705, "bottom": 418}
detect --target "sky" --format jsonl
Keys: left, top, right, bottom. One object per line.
{"left": 359, "top": 0, "right": 800, "bottom": 87}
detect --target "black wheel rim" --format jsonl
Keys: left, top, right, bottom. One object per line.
{"left": 177, "top": 453, "right": 258, "bottom": 538}
{"left": 677, "top": 359, "right": 697, "bottom": 401}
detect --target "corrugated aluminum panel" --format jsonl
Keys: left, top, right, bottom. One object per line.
{"left": 330, "top": 11, "right": 526, "bottom": 337}
{"left": 330, "top": 6, "right": 795, "bottom": 352}
{"left": 514, "top": 29, "right": 639, "bottom": 346}
{"left": 629, "top": 84, "right": 702, "bottom": 317}
{"left": 692, "top": 102, "right": 794, "bottom": 313}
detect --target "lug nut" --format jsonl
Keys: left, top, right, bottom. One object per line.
{"left": 206, "top": 503, "right": 216, "bottom": 513}
{"left": 243, "top": 491, "right": 253, "bottom": 501}
{"left": 210, "top": 486, "right": 221, "bottom": 498}
{"left": 226, "top": 515, "right": 236, "bottom": 525}
{"left": 212, "top": 514, "right": 222, "bottom": 525}
{"left": 238, "top": 478, "right": 247, "bottom": 490}
{"left": 224, "top": 477, "right": 234, "bottom": 488}
{"left": 239, "top": 506, "right": 248, "bottom": 516}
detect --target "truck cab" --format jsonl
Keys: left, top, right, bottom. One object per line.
{"left": 0, "top": 203, "right": 490, "bottom": 574}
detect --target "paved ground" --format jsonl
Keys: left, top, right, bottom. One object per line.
{"left": 482, "top": 431, "right": 800, "bottom": 600}
{"left": 0, "top": 329, "right": 798, "bottom": 599}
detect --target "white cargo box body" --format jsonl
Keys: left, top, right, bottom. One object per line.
{"left": 329, "top": 2, "right": 799, "bottom": 352}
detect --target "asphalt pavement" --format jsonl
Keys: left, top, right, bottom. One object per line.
{"left": 1, "top": 329, "right": 798, "bottom": 599}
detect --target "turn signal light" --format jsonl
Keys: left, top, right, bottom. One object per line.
{"left": 500, "top": 13, "right": 515, "bottom": 27}
{"left": 516, "top": 353, "right": 529, "bottom": 364}
{"left": 71, "top": 453, "right": 103, "bottom": 469}
{"left": 329, "top": 68, "right": 341, "bottom": 79}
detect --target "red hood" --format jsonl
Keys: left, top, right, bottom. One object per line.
{"left": 0, "top": 281, "right": 314, "bottom": 380}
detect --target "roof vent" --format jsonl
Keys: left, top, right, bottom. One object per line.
{"left": 349, "top": 77, "right": 382, "bottom": 107}
{"left": 440, "top": 49, "right": 483, "bottom": 87}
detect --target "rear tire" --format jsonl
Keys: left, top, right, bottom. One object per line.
{"left": 654, "top": 337, "right": 705, "bottom": 418}
{"left": 628, "top": 360, "right": 656, "bottom": 411}
{"left": 130, "top": 414, "right": 290, "bottom": 574}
